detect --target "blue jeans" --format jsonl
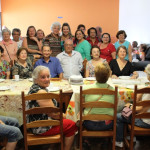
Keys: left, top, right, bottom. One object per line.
{"left": 116, "top": 113, "right": 150, "bottom": 142}
{"left": 0, "top": 116, "right": 23, "bottom": 142}
{"left": 83, "top": 120, "right": 113, "bottom": 131}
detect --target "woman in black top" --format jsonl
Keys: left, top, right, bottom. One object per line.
{"left": 110, "top": 45, "right": 138, "bottom": 79}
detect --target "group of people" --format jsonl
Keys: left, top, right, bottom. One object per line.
{"left": 0, "top": 22, "right": 140, "bottom": 80}
{"left": 0, "top": 21, "right": 149, "bottom": 150}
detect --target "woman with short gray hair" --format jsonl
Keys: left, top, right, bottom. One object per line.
{"left": 27, "top": 65, "right": 78, "bottom": 150}
{"left": 0, "top": 28, "right": 18, "bottom": 64}
{"left": 44, "top": 22, "right": 62, "bottom": 57}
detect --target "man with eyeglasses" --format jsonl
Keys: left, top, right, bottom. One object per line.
{"left": 57, "top": 39, "right": 83, "bottom": 79}
{"left": 12, "top": 28, "right": 23, "bottom": 49}
{"left": 34, "top": 45, "right": 63, "bottom": 79}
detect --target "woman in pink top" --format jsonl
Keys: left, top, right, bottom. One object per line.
{"left": 98, "top": 33, "right": 116, "bottom": 63}
{"left": 0, "top": 29, "right": 18, "bottom": 66}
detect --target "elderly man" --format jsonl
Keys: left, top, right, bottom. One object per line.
{"left": 34, "top": 45, "right": 63, "bottom": 78}
{"left": 12, "top": 28, "right": 23, "bottom": 49}
{"left": 57, "top": 39, "right": 83, "bottom": 79}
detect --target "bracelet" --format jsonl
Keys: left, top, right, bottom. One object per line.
{"left": 129, "top": 104, "right": 133, "bottom": 109}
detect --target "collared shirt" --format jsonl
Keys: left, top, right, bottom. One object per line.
{"left": 57, "top": 51, "right": 83, "bottom": 79}
{"left": 0, "top": 40, "right": 18, "bottom": 62}
{"left": 34, "top": 57, "right": 63, "bottom": 78}
{"left": 86, "top": 36, "right": 99, "bottom": 47}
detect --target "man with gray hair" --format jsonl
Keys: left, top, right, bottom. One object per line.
{"left": 12, "top": 28, "right": 23, "bottom": 49}
{"left": 57, "top": 39, "right": 83, "bottom": 79}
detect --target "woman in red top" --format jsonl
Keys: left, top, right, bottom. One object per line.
{"left": 98, "top": 33, "right": 116, "bottom": 63}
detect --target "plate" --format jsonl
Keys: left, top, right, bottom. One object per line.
{"left": 119, "top": 76, "right": 130, "bottom": 80}
{"left": 0, "top": 79, "right": 5, "bottom": 82}
{"left": 0, "top": 86, "right": 10, "bottom": 91}
{"left": 28, "top": 78, "right": 33, "bottom": 82}
{"left": 12, "top": 79, "right": 23, "bottom": 81}
{"left": 47, "top": 87, "right": 60, "bottom": 92}
{"left": 85, "top": 77, "right": 96, "bottom": 81}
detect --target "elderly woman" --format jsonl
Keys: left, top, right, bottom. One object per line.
{"left": 98, "top": 33, "right": 116, "bottom": 63}
{"left": 36, "top": 29, "right": 45, "bottom": 41}
{"left": 110, "top": 45, "right": 138, "bottom": 79}
{"left": 22, "top": 26, "right": 42, "bottom": 62}
{"left": 0, "top": 115, "right": 23, "bottom": 150}
{"left": 0, "top": 45, "right": 10, "bottom": 79}
{"left": 0, "top": 28, "right": 18, "bottom": 65}
{"left": 115, "top": 30, "right": 132, "bottom": 62}
{"left": 11, "top": 47, "right": 33, "bottom": 79}
{"left": 85, "top": 45, "right": 106, "bottom": 77}
{"left": 61, "top": 23, "right": 73, "bottom": 51}
{"left": 83, "top": 62, "right": 114, "bottom": 131}
{"left": 44, "top": 22, "right": 61, "bottom": 57}
{"left": 74, "top": 29, "right": 91, "bottom": 61}
{"left": 86, "top": 27, "right": 99, "bottom": 47}
{"left": 115, "top": 64, "right": 150, "bottom": 148}
{"left": 27, "top": 66, "right": 77, "bottom": 150}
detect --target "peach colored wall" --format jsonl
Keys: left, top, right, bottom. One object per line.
{"left": 1, "top": 0, "right": 119, "bottom": 43}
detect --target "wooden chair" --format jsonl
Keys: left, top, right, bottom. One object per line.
{"left": 22, "top": 90, "right": 63, "bottom": 150}
{"left": 79, "top": 86, "right": 118, "bottom": 150}
{"left": 124, "top": 85, "right": 150, "bottom": 150}
{"left": 83, "top": 59, "right": 87, "bottom": 78}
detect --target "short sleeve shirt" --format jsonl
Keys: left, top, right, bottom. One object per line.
{"left": 0, "top": 60, "right": 10, "bottom": 79}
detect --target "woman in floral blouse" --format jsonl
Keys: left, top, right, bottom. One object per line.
{"left": 0, "top": 45, "right": 10, "bottom": 79}
{"left": 11, "top": 47, "right": 33, "bottom": 79}
{"left": 85, "top": 45, "right": 106, "bottom": 77}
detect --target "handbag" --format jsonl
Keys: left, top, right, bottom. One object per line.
{"left": 121, "top": 106, "right": 132, "bottom": 119}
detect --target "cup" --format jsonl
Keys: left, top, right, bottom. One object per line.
{"left": 15, "top": 75, "right": 19, "bottom": 81}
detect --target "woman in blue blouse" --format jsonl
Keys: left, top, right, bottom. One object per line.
{"left": 115, "top": 30, "right": 132, "bottom": 62}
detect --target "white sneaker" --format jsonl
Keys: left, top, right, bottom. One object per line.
{"left": 115, "top": 141, "right": 123, "bottom": 148}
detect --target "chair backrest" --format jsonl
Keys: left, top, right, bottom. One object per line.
{"left": 22, "top": 90, "right": 63, "bottom": 148}
{"left": 83, "top": 59, "right": 88, "bottom": 78}
{"left": 79, "top": 85, "right": 118, "bottom": 134}
{"left": 131, "top": 85, "right": 150, "bottom": 127}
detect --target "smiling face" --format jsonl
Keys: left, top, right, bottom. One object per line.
{"left": 90, "top": 29, "right": 96, "bottom": 38}
{"left": 18, "top": 50, "right": 27, "bottom": 61}
{"left": 37, "top": 30, "right": 44, "bottom": 40}
{"left": 102, "top": 34, "right": 110, "bottom": 44}
{"left": 118, "top": 33, "right": 125, "bottom": 42}
{"left": 91, "top": 47, "right": 100, "bottom": 59}
{"left": 36, "top": 69, "right": 50, "bottom": 88}
{"left": 53, "top": 26, "right": 60, "bottom": 35}
{"left": 12, "top": 31, "right": 20, "bottom": 42}
{"left": 76, "top": 30, "right": 84, "bottom": 41}
{"left": 63, "top": 26, "right": 70, "bottom": 36}
{"left": 3, "top": 32, "right": 10, "bottom": 41}
{"left": 28, "top": 27, "right": 36, "bottom": 37}
{"left": 42, "top": 46, "right": 52, "bottom": 58}
{"left": 118, "top": 47, "right": 127, "bottom": 59}
{"left": 64, "top": 40, "right": 73, "bottom": 54}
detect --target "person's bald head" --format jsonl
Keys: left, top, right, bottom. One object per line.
{"left": 64, "top": 39, "right": 73, "bottom": 54}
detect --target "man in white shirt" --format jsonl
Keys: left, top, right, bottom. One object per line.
{"left": 57, "top": 39, "right": 83, "bottom": 79}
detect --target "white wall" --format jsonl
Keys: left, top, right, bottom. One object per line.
{"left": 119, "top": 0, "right": 150, "bottom": 45}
